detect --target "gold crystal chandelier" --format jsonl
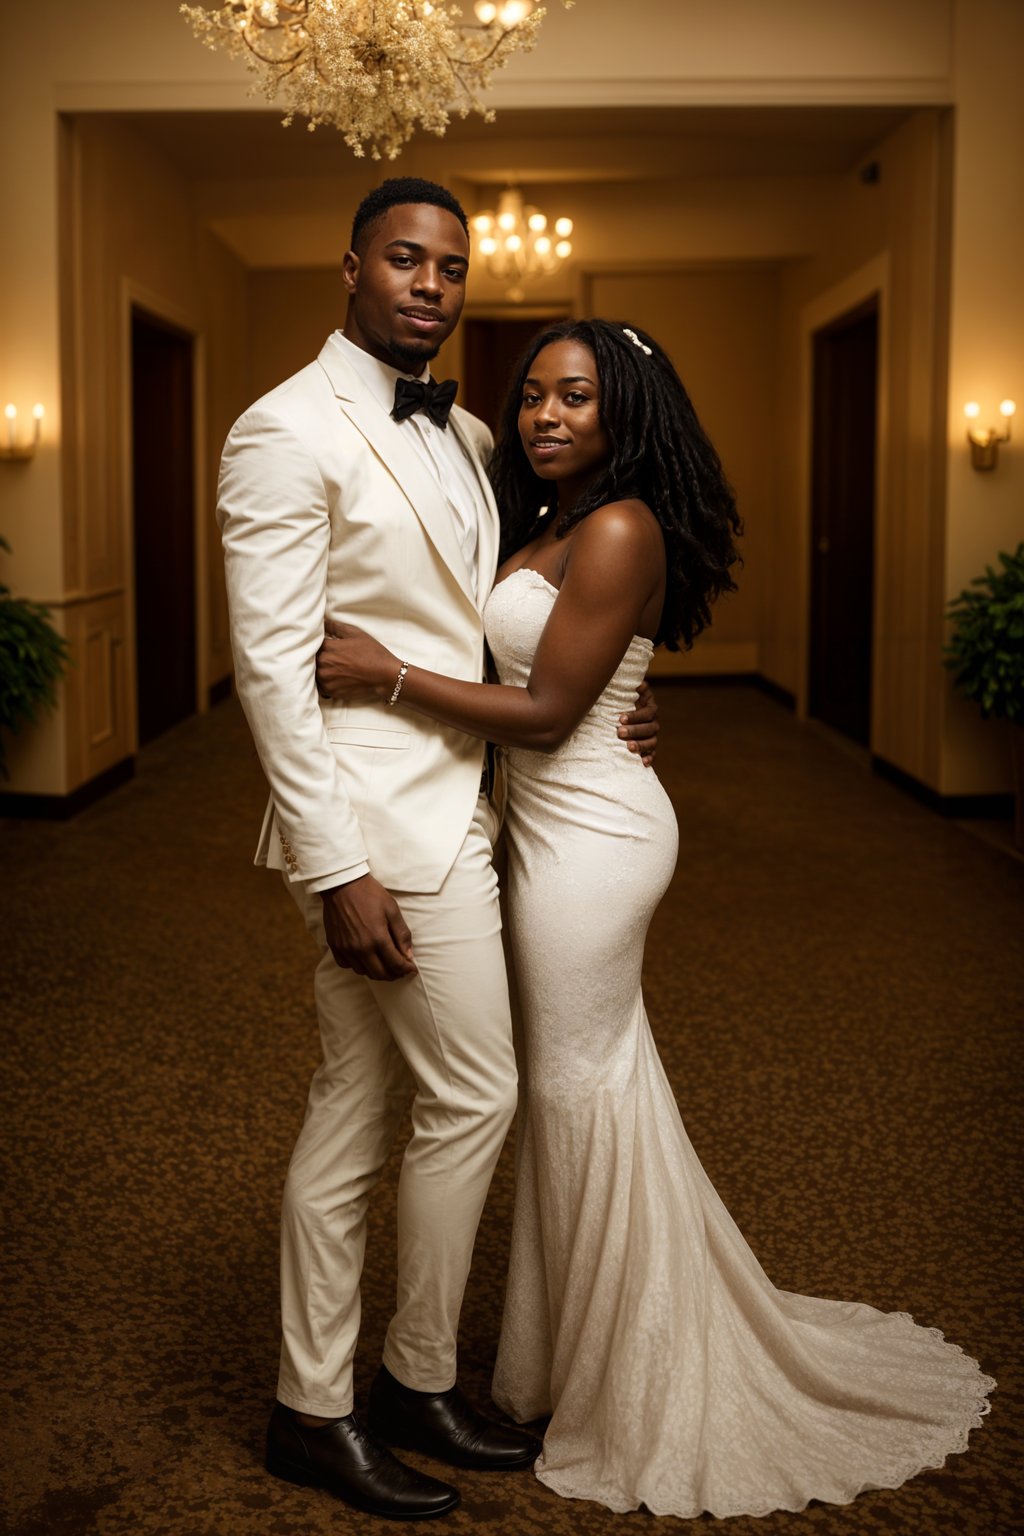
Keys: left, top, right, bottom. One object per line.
{"left": 472, "top": 187, "right": 573, "bottom": 301}
{"left": 180, "top": 1, "right": 573, "bottom": 161}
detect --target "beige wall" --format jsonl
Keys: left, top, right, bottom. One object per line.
{"left": 22, "top": 0, "right": 955, "bottom": 115}
{"left": 3, "top": 114, "right": 248, "bottom": 793}
{"left": 3, "top": 0, "right": 1019, "bottom": 803}
{"left": 248, "top": 270, "right": 347, "bottom": 405}
{"left": 757, "top": 2, "right": 1024, "bottom": 798}
{"left": 0, "top": 14, "right": 67, "bottom": 798}
{"left": 769, "top": 110, "right": 952, "bottom": 789}
{"left": 203, "top": 168, "right": 833, "bottom": 275}
{"left": 940, "top": 0, "right": 1024, "bottom": 794}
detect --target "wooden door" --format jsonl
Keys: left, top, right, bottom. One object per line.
{"left": 809, "top": 300, "right": 878, "bottom": 746}
{"left": 131, "top": 309, "right": 196, "bottom": 746}
{"left": 461, "top": 316, "right": 567, "bottom": 434}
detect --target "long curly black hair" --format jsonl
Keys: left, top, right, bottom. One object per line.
{"left": 489, "top": 318, "right": 742, "bottom": 651}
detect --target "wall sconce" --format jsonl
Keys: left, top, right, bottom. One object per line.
{"left": 964, "top": 397, "right": 1015, "bottom": 471}
{"left": 2, "top": 402, "right": 45, "bottom": 462}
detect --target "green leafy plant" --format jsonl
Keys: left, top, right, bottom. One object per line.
{"left": 945, "top": 542, "right": 1024, "bottom": 723}
{"left": 0, "top": 536, "right": 71, "bottom": 777}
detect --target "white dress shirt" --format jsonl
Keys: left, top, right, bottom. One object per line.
{"left": 336, "top": 332, "right": 483, "bottom": 584}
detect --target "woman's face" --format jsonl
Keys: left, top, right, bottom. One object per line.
{"left": 518, "top": 340, "right": 610, "bottom": 495}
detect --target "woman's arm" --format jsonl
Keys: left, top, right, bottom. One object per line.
{"left": 317, "top": 502, "right": 665, "bottom": 754}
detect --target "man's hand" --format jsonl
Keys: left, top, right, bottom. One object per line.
{"left": 320, "top": 873, "right": 417, "bottom": 981}
{"left": 618, "top": 678, "right": 659, "bottom": 766}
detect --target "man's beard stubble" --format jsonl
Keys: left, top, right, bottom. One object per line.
{"left": 386, "top": 335, "right": 442, "bottom": 372}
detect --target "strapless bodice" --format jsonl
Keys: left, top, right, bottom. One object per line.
{"left": 483, "top": 567, "right": 654, "bottom": 764}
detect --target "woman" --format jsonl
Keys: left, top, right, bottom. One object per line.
{"left": 315, "top": 319, "right": 994, "bottom": 1518}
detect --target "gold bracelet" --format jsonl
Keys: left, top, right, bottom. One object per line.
{"left": 387, "top": 660, "right": 410, "bottom": 707}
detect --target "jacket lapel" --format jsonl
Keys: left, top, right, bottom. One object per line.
{"left": 317, "top": 335, "right": 478, "bottom": 611}
{"left": 449, "top": 407, "right": 501, "bottom": 609}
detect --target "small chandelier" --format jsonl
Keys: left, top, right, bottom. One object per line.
{"left": 472, "top": 188, "right": 573, "bottom": 301}
{"left": 180, "top": 1, "right": 574, "bottom": 162}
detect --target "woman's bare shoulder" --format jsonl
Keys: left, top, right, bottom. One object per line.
{"left": 570, "top": 499, "right": 664, "bottom": 567}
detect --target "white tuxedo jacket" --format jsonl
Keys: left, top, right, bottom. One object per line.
{"left": 217, "top": 331, "right": 501, "bottom": 894}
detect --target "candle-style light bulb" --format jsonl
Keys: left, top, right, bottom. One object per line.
{"left": 963, "top": 401, "right": 980, "bottom": 419}
{"left": 999, "top": 399, "right": 1016, "bottom": 418}
{"left": 498, "top": 0, "right": 532, "bottom": 24}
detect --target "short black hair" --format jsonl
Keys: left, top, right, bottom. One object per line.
{"left": 350, "top": 178, "right": 469, "bottom": 253}
{"left": 491, "top": 318, "right": 742, "bottom": 652}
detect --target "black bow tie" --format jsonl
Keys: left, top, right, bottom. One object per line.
{"left": 392, "top": 375, "right": 458, "bottom": 429}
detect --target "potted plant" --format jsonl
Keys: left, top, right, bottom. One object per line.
{"left": 945, "top": 541, "right": 1024, "bottom": 849}
{"left": 0, "top": 536, "right": 71, "bottom": 778}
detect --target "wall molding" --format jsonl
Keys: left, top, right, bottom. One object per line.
{"left": 33, "top": 585, "right": 124, "bottom": 609}
{"left": 53, "top": 78, "right": 955, "bottom": 116}
{"left": 650, "top": 672, "right": 796, "bottom": 711}
{"left": 872, "top": 754, "right": 1014, "bottom": 820}
{"left": 0, "top": 757, "right": 134, "bottom": 821}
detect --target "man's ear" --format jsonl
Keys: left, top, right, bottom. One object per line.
{"left": 341, "top": 248, "right": 359, "bottom": 295}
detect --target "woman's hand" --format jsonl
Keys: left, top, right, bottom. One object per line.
{"left": 316, "top": 620, "right": 398, "bottom": 701}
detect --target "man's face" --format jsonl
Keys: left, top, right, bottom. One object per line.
{"left": 342, "top": 202, "right": 469, "bottom": 371}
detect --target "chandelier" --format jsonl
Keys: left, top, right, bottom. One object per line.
{"left": 180, "top": 1, "right": 574, "bottom": 161}
{"left": 472, "top": 187, "right": 573, "bottom": 301}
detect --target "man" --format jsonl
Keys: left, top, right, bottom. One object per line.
{"left": 218, "top": 177, "right": 657, "bottom": 1520}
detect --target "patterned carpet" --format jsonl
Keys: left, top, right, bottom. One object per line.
{"left": 1, "top": 687, "right": 1021, "bottom": 1536}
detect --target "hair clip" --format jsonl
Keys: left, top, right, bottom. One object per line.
{"left": 622, "top": 327, "right": 653, "bottom": 356}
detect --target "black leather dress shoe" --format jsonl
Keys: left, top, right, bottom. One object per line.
{"left": 265, "top": 1402, "right": 460, "bottom": 1520}
{"left": 369, "top": 1365, "right": 540, "bottom": 1471}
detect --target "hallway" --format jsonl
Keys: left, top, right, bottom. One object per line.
{"left": 1, "top": 687, "right": 1020, "bottom": 1536}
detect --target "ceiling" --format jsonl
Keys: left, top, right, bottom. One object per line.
{"left": 105, "top": 103, "right": 919, "bottom": 186}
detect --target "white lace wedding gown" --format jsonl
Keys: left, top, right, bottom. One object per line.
{"left": 484, "top": 566, "right": 994, "bottom": 1520}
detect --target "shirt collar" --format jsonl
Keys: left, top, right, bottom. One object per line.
{"left": 336, "top": 331, "right": 430, "bottom": 417}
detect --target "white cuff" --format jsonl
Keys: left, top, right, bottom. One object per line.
{"left": 305, "top": 862, "right": 371, "bottom": 895}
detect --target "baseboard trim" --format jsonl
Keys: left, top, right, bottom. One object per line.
{"left": 208, "top": 675, "right": 233, "bottom": 707}
{"left": 871, "top": 755, "right": 1014, "bottom": 820}
{"left": 0, "top": 756, "right": 135, "bottom": 821}
{"left": 752, "top": 675, "right": 797, "bottom": 711}
{"left": 650, "top": 672, "right": 753, "bottom": 686}
{"left": 651, "top": 671, "right": 797, "bottom": 711}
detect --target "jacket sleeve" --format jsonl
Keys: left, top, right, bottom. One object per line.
{"left": 217, "top": 403, "right": 370, "bottom": 885}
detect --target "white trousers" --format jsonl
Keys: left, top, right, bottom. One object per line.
{"left": 276, "top": 796, "right": 517, "bottom": 1416}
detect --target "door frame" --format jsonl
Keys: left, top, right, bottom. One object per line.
{"left": 119, "top": 279, "right": 207, "bottom": 753}
{"left": 459, "top": 305, "right": 570, "bottom": 432}
{"left": 453, "top": 302, "right": 569, "bottom": 389}
{"left": 809, "top": 294, "right": 879, "bottom": 744}
{"left": 797, "top": 254, "right": 889, "bottom": 734}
